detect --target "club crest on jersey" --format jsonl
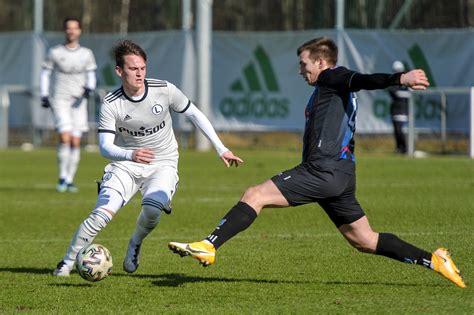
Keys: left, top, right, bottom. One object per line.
{"left": 152, "top": 104, "right": 163, "bottom": 115}
{"left": 102, "top": 172, "right": 112, "bottom": 182}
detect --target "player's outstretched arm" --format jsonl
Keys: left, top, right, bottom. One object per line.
{"left": 400, "top": 69, "right": 430, "bottom": 90}
{"left": 181, "top": 103, "right": 244, "bottom": 167}
{"left": 342, "top": 67, "right": 428, "bottom": 92}
{"left": 220, "top": 150, "right": 244, "bottom": 168}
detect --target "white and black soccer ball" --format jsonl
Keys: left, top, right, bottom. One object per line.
{"left": 75, "top": 244, "right": 113, "bottom": 282}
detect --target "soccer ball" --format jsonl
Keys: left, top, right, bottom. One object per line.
{"left": 75, "top": 244, "right": 113, "bottom": 282}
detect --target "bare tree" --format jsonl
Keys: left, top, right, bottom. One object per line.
{"left": 0, "top": 0, "right": 472, "bottom": 32}
{"left": 82, "top": 0, "right": 93, "bottom": 33}
{"left": 119, "top": 0, "right": 130, "bottom": 35}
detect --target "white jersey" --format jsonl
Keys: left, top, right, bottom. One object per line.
{"left": 99, "top": 79, "right": 190, "bottom": 164}
{"left": 42, "top": 44, "right": 97, "bottom": 98}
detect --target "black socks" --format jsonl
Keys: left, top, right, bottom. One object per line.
{"left": 206, "top": 201, "right": 257, "bottom": 249}
{"left": 376, "top": 233, "right": 432, "bottom": 268}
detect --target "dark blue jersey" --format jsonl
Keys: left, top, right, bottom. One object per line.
{"left": 302, "top": 66, "right": 402, "bottom": 174}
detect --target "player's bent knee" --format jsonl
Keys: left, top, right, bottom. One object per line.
{"left": 241, "top": 185, "right": 262, "bottom": 202}
{"left": 142, "top": 189, "right": 172, "bottom": 213}
{"left": 142, "top": 196, "right": 168, "bottom": 219}
{"left": 141, "top": 204, "right": 162, "bottom": 220}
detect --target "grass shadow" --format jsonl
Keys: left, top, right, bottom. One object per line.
{"left": 149, "top": 274, "right": 444, "bottom": 288}
{"left": 0, "top": 267, "right": 52, "bottom": 275}
{"left": 142, "top": 273, "right": 308, "bottom": 287}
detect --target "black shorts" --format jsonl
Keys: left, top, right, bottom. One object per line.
{"left": 271, "top": 164, "right": 365, "bottom": 227}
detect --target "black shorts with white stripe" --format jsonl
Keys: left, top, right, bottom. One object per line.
{"left": 271, "top": 163, "right": 365, "bottom": 227}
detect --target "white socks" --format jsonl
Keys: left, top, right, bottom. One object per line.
{"left": 57, "top": 143, "right": 70, "bottom": 181}
{"left": 131, "top": 204, "right": 162, "bottom": 245}
{"left": 63, "top": 208, "right": 113, "bottom": 265}
{"left": 66, "top": 147, "right": 80, "bottom": 184}
{"left": 57, "top": 144, "right": 80, "bottom": 184}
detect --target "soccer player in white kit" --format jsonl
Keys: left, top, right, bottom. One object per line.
{"left": 40, "top": 17, "right": 97, "bottom": 193}
{"left": 53, "top": 40, "right": 243, "bottom": 276}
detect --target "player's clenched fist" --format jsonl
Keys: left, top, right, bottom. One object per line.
{"left": 400, "top": 69, "right": 430, "bottom": 90}
{"left": 132, "top": 148, "right": 154, "bottom": 164}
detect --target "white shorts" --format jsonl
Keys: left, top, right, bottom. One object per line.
{"left": 99, "top": 160, "right": 179, "bottom": 210}
{"left": 51, "top": 95, "right": 89, "bottom": 133}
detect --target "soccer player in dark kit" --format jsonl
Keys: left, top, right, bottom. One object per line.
{"left": 169, "top": 37, "right": 466, "bottom": 288}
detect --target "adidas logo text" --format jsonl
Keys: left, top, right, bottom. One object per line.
{"left": 220, "top": 45, "right": 290, "bottom": 119}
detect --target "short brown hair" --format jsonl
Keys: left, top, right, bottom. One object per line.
{"left": 63, "top": 17, "right": 81, "bottom": 29}
{"left": 296, "top": 37, "right": 338, "bottom": 66}
{"left": 113, "top": 40, "right": 147, "bottom": 68}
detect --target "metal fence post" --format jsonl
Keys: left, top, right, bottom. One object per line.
{"left": 407, "top": 93, "right": 415, "bottom": 156}
{"left": 0, "top": 86, "right": 9, "bottom": 148}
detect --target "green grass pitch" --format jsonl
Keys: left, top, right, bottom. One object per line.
{"left": 0, "top": 148, "right": 472, "bottom": 313}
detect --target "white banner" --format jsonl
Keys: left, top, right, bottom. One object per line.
{"left": 0, "top": 29, "right": 472, "bottom": 133}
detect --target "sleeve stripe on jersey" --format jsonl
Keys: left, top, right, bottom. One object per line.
{"left": 147, "top": 83, "right": 167, "bottom": 88}
{"left": 105, "top": 89, "right": 122, "bottom": 101}
{"left": 147, "top": 78, "right": 165, "bottom": 82}
{"left": 105, "top": 92, "right": 123, "bottom": 103}
{"left": 146, "top": 78, "right": 167, "bottom": 85}
{"left": 175, "top": 100, "right": 191, "bottom": 113}
{"left": 98, "top": 129, "right": 116, "bottom": 134}
{"left": 104, "top": 89, "right": 123, "bottom": 103}
{"left": 148, "top": 84, "right": 167, "bottom": 88}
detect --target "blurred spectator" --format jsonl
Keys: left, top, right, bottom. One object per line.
{"left": 40, "top": 17, "right": 97, "bottom": 192}
{"left": 388, "top": 61, "right": 409, "bottom": 154}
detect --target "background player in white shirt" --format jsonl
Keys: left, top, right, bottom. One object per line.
{"left": 53, "top": 40, "right": 243, "bottom": 276}
{"left": 40, "top": 17, "right": 97, "bottom": 193}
